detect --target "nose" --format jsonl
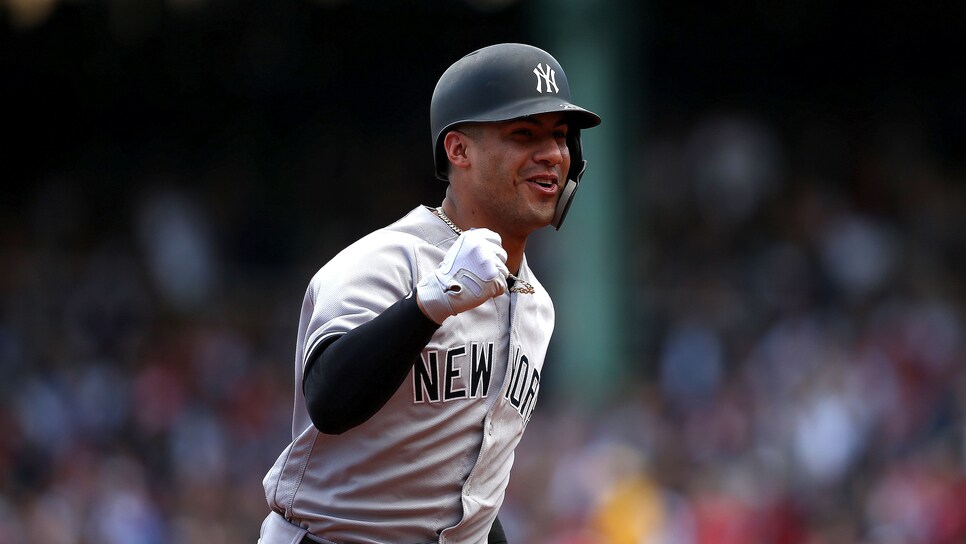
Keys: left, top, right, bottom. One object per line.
{"left": 533, "top": 135, "right": 565, "bottom": 167}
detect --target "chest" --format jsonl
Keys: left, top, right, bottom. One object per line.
{"left": 413, "top": 292, "right": 552, "bottom": 422}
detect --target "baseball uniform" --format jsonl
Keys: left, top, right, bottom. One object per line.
{"left": 260, "top": 205, "right": 553, "bottom": 544}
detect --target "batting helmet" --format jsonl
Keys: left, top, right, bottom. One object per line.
{"left": 430, "top": 43, "right": 601, "bottom": 230}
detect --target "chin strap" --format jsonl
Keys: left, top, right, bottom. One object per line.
{"left": 551, "top": 163, "right": 583, "bottom": 229}
{"left": 551, "top": 129, "right": 587, "bottom": 230}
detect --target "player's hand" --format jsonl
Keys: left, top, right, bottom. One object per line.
{"left": 416, "top": 228, "right": 509, "bottom": 324}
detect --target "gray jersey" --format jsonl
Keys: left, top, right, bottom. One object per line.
{"left": 261, "top": 205, "right": 554, "bottom": 544}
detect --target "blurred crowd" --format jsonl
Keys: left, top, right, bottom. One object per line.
{"left": 502, "top": 112, "right": 966, "bottom": 543}
{"left": 2, "top": 72, "right": 965, "bottom": 544}
{"left": 0, "top": 181, "right": 299, "bottom": 542}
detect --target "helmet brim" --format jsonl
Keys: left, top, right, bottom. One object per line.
{"left": 438, "top": 97, "right": 601, "bottom": 138}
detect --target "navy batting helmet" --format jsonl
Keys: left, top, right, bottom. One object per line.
{"left": 430, "top": 43, "right": 601, "bottom": 229}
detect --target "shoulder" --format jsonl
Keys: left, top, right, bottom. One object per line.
{"left": 337, "top": 206, "right": 456, "bottom": 265}
{"left": 384, "top": 205, "right": 459, "bottom": 248}
{"left": 305, "top": 206, "right": 455, "bottom": 298}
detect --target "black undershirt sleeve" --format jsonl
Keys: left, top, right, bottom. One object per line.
{"left": 302, "top": 293, "right": 440, "bottom": 435}
{"left": 488, "top": 515, "right": 508, "bottom": 543}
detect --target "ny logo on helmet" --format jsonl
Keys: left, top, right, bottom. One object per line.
{"left": 533, "top": 63, "right": 559, "bottom": 94}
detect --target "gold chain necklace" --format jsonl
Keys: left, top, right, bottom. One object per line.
{"left": 432, "top": 207, "right": 535, "bottom": 295}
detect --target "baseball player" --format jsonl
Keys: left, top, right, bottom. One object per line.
{"left": 259, "top": 43, "right": 601, "bottom": 544}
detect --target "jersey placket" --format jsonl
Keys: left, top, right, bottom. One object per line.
{"left": 440, "top": 286, "right": 525, "bottom": 543}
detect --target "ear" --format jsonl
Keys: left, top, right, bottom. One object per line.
{"left": 443, "top": 130, "right": 473, "bottom": 172}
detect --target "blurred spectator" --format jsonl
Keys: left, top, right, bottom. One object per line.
{"left": 2, "top": 5, "right": 964, "bottom": 544}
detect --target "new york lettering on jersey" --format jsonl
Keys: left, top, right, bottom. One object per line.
{"left": 413, "top": 341, "right": 496, "bottom": 402}
{"left": 411, "top": 339, "right": 542, "bottom": 423}
{"left": 504, "top": 345, "right": 541, "bottom": 423}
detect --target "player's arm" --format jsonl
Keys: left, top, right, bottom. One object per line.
{"left": 303, "top": 293, "right": 438, "bottom": 434}
{"left": 303, "top": 228, "right": 509, "bottom": 435}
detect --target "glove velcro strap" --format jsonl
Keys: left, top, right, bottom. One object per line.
{"left": 416, "top": 273, "right": 456, "bottom": 325}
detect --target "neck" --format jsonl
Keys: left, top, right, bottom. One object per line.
{"left": 439, "top": 199, "right": 526, "bottom": 275}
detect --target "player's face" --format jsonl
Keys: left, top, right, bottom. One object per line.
{"left": 463, "top": 112, "right": 571, "bottom": 236}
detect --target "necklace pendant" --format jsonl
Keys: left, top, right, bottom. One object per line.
{"left": 509, "top": 281, "right": 535, "bottom": 295}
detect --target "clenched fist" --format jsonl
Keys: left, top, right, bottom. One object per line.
{"left": 416, "top": 228, "right": 509, "bottom": 324}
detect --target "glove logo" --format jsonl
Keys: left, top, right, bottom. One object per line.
{"left": 533, "top": 63, "right": 559, "bottom": 94}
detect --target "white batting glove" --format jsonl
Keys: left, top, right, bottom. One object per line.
{"left": 417, "top": 228, "right": 509, "bottom": 324}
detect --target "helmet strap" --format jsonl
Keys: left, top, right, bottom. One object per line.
{"left": 551, "top": 177, "right": 578, "bottom": 230}
{"left": 551, "top": 159, "right": 586, "bottom": 230}
{"left": 552, "top": 127, "right": 587, "bottom": 230}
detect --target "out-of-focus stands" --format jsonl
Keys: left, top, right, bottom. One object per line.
{"left": 2, "top": 109, "right": 963, "bottom": 543}
{"left": 503, "top": 113, "right": 966, "bottom": 543}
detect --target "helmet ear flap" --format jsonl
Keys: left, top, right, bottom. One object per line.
{"left": 552, "top": 129, "right": 587, "bottom": 230}
{"left": 552, "top": 175, "right": 579, "bottom": 230}
{"left": 566, "top": 129, "right": 584, "bottom": 182}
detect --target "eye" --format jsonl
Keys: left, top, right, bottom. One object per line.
{"left": 512, "top": 128, "right": 533, "bottom": 137}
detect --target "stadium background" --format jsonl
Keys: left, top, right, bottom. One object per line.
{"left": 2, "top": 1, "right": 965, "bottom": 542}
